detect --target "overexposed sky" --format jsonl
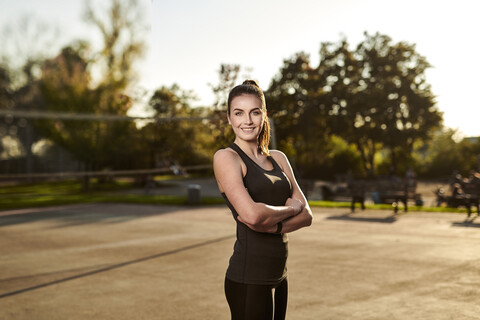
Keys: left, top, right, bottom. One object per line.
{"left": 2, "top": 0, "right": 479, "bottom": 136}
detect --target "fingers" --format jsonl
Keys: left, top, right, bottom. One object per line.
{"left": 285, "top": 197, "right": 304, "bottom": 215}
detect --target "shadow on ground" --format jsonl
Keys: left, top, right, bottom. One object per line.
{"left": 452, "top": 216, "right": 480, "bottom": 228}
{"left": 0, "top": 234, "right": 234, "bottom": 299}
{"left": 0, "top": 203, "right": 218, "bottom": 228}
{"left": 326, "top": 212, "right": 397, "bottom": 224}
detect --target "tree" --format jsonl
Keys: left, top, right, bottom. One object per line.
{"left": 267, "top": 32, "right": 443, "bottom": 178}
{"left": 0, "top": 66, "right": 11, "bottom": 157}
{"left": 0, "top": 14, "right": 60, "bottom": 173}
{"left": 142, "top": 84, "right": 209, "bottom": 168}
{"left": 266, "top": 52, "right": 334, "bottom": 177}
{"left": 0, "top": 67, "right": 11, "bottom": 110}
{"left": 328, "top": 32, "right": 443, "bottom": 175}
{"left": 84, "top": 0, "right": 146, "bottom": 90}
{"left": 35, "top": 43, "right": 138, "bottom": 171}
{"left": 33, "top": 0, "right": 147, "bottom": 173}
{"left": 417, "top": 129, "right": 480, "bottom": 179}
{"left": 209, "top": 64, "right": 241, "bottom": 110}
{"left": 207, "top": 64, "right": 242, "bottom": 151}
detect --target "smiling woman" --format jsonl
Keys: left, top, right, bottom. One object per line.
{"left": 213, "top": 80, "right": 312, "bottom": 320}
{"left": 226, "top": 80, "right": 271, "bottom": 157}
{"left": 228, "top": 94, "right": 265, "bottom": 147}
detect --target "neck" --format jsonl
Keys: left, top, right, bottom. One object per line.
{"left": 234, "top": 139, "right": 262, "bottom": 157}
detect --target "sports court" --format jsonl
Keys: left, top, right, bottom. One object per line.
{"left": 1, "top": 203, "right": 480, "bottom": 319}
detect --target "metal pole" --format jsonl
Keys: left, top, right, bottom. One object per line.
{"left": 269, "top": 118, "right": 277, "bottom": 150}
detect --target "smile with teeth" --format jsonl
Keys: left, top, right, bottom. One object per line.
{"left": 241, "top": 127, "right": 255, "bottom": 133}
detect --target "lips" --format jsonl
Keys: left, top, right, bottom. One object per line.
{"left": 241, "top": 127, "right": 255, "bottom": 133}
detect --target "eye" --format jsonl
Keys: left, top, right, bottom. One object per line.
{"left": 252, "top": 110, "right": 262, "bottom": 116}
{"left": 234, "top": 111, "right": 243, "bottom": 116}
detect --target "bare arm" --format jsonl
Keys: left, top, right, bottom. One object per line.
{"left": 270, "top": 150, "right": 313, "bottom": 233}
{"left": 235, "top": 197, "right": 304, "bottom": 233}
{"left": 213, "top": 149, "right": 303, "bottom": 232}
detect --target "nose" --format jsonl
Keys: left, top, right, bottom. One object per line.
{"left": 245, "top": 113, "right": 253, "bottom": 124}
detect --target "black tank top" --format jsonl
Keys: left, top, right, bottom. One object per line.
{"left": 222, "top": 143, "right": 292, "bottom": 285}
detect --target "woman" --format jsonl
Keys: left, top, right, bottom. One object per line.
{"left": 213, "top": 80, "right": 313, "bottom": 320}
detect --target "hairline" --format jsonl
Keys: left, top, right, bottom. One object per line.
{"left": 228, "top": 93, "right": 266, "bottom": 115}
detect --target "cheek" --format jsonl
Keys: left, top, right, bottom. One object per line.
{"left": 260, "top": 115, "right": 266, "bottom": 126}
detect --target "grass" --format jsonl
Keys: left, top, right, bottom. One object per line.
{"left": 308, "top": 200, "right": 471, "bottom": 214}
{"left": 0, "top": 178, "right": 224, "bottom": 211}
{"left": 0, "top": 179, "right": 471, "bottom": 214}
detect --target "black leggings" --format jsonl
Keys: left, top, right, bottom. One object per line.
{"left": 224, "top": 277, "right": 288, "bottom": 320}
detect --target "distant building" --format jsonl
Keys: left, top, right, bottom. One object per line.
{"left": 464, "top": 136, "right": 480, "bottom": 143}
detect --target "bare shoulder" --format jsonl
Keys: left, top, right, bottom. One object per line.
{"left": 269, "top": 150, "right": 290, "bottom": 170}
{"left": 214, "top": 147, "right": 239, "bottom": 164}
{"left": 213, "top": 147, "right": 244, "bottom": 192}
{"left": 213, "top": 148, "right": 243, "bottom": 174}
{"left": 269, "top": 149, "right": 288, "bottom": 162}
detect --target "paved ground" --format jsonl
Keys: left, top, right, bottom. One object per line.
{"left": 1, "top": 203, "right": 480, "bottom": 320}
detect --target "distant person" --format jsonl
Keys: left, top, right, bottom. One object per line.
{"left": 405, "top": 166, "right": 417, "bottom": 187}
{"left": 213, "top": 80, "right": 313, "bottom": 320}
{"left": 468, "top": 169, "right": 480, "bottom": 184}
{"left": 448, "top": 170, "right": 463, "bottom": 187}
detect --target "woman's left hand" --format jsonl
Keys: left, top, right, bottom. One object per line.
{"left": 285, "top": 197, "right": 304, "bottom": 215}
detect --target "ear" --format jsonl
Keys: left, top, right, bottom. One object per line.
{"left": 227, "top": 114, "right": 232, "bottom": 125}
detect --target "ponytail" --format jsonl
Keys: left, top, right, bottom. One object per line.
{"left": 258, "top": 114, "right": 271, "bottom": 156}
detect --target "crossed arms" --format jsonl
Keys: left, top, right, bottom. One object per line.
{"left": 213, "top": 148, "right": 313, "bottom": 233}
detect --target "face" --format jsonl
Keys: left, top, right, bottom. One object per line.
{"left": 228, "top": 94, "right": 265, "bottom": 143}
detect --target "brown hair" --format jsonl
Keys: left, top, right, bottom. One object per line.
{"left": 227, "top": 80, "right": 271, "bottom": 155}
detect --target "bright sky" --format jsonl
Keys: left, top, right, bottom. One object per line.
{"left": 2, "top": 0, "right": 480, "bottom": 137}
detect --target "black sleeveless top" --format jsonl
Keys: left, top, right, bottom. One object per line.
{"left": 222, "top": 143, "right": 292, "bottom": 285}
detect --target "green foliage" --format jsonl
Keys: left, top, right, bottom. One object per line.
{"left": 84, "top": 0, "right": 146, "bottom": 89}
{"left": 207, "top": 64, "right": 240, "bottom": 151}
{"left": 142, "top": 85, "right": 211, "bottom": 167}
{"left": 416, "top": 129, "right": 480, "bottom": 178}
{"left": 31, "top": 0, "right": 147, "bottom": 171}
{"left": 209, "top": 64, "right": 241, "bottom": 110}
{"left": 0, "top": 66, "right": 11, "bottom": 156}
{"left": 34, "top": 43, "right": 140, "bottom": 170}
{"left": 0, "top": 23, "right": 47, "bottom": 167}
{"left": 266, "top": 52, "right": 333, "bottom": 177}
{"left": 0, "top": 66, "right": 11, "bottom": 109}
{"left": 266, "top": 32, "right": 443, "bottom": 178}
{"left": 0, "top": 179, "right": 223, "bottom": 210}
{"left": 5, "top": 13, "right": 479, "bottom": 185}
{"left": 325, "top": 135, "right": 363, "bottom": 177}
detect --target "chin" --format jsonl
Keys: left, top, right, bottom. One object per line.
{"left": 237, "top": 135, "right": 259, "bottom": 143}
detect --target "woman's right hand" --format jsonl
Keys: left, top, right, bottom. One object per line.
{"left": 285, "top": 198, "right": 304, "bottom": 215}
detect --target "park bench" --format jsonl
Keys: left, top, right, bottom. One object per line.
{"left": 348, "top": 178, "right": 421, "bottom": 213}
{"left": 436, "top": 181, "right": 480, "bottom": 217}
{"left": 461, "top": 182, "right": 480, "bottom": 217}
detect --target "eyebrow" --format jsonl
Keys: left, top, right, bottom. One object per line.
{"left": 232, "top": 107, "right": 262, "bottom": 112}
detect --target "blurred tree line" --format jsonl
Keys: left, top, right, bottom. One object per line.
{"left": 1, "top": 0, "right": 480, "bottom": 181}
